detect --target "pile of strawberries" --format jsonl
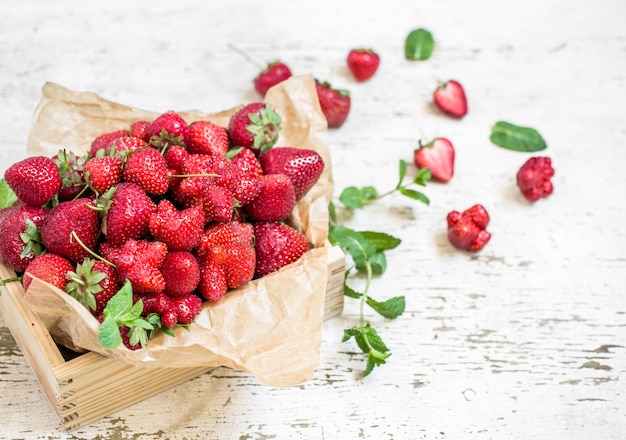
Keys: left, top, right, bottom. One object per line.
{"left": 0, "top": 102, "right": 324, "bottom": 349}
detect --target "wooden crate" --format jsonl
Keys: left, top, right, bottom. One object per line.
{"left": 0, "top": 245, "right": 344, "bottom": 431}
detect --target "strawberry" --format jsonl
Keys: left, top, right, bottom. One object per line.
{"left": 111, "top": 136, "right": 149, "bottom": 154}
{"left": 446, "top": 204, "right": 491, "bottom": 252}
{"left": 0, "top": 204, "right": 47, "bottom": 272}
{"left": 160, "top": 251, "right": 201, "bottom": 297}
{"left": 147, "top": 110, "right": 189, "bottom": 150}
{"left": 40, "top": 198, "right": 101, "bottom": 263}
{"left": 122, "top": 147, "right": 170, "bottom": 195}
{"left": 187, "top": 120, "right": 229, "bottom": 156}
{"left": 314, "top": 80, "right": 351, "bottom": 128}
{"left": 135, "top": 291, "right": 171, "bottom": 316}
{"left": 65, "top": 258, "right": 119, "bottom": 317}
{"left": 198, "top": 262, "right": 228, "bottom": 302}
{"left": 185, "top": 183, "right": 235, "bottom": 223}
{"left": 259, "top": 147, "right": 324, "bottom": 200}
{"left": 4, "top": 156, "right": 62, "bottom": 207}
{"left": 245, "top": 173, "right": 296, "bottom": 221}
{"left": 84, "top": 155, "right": 124, "bottom": 194}
{"left": 101, "top": 183, "right": 156, "bottom": 246}
{"left": 347, "top": 48, "right": 380, "bottom": 82}
{"left": 89, "top": 129, "right": 128, "bottom": 156}
{"left": 169, "top": 293, "right": 203, "bottom": 325}
{"left": 197, "top": 242, "right": 255, "bottom": 302}
{"left": 253, "top": 221, "right": 309, "bottom": 277}
{"left": 119, "top": 324, "right": 144, "bottom": 351}
{"left": 129, "top": 120, "right": 151, "bottom": 142}
{"left": 149, "top": 199, "right": 204, "bottom": 251}
{"left": 163, "top": 144, "right": 190, "bottom": 172}
{"left": 254, "top": 61, "right": 293, "bottom": 96}
{"left": 22, "top": 253, "right": 75, "bottom": 292}
{"left": 53, "top": 149, "right": 89, "bottom": 201}
{"left": 516, "top": 156, "right": 554, "bottom": 202}
{"left": 227, "top": 102, "right": 281, "bottom": 155}
{"left": 195, "top": 220, "right": 255, "bottom": 263}
{"left": 413, "top": 137, "right": 455, "bottom": 183}
{"left": 115, "top": 239, "right": 167, "bottom": 294}
{"left": 433, "top": 80, "right": 468, "bottom": 118}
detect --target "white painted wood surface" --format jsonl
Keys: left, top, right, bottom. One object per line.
{"left": 1, "top": 0, "right": 625, "bottom": 438}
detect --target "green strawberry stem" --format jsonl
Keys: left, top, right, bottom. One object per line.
{"left": 70, "top": 230, "right": 115, "bottom": 267}
{"left": 0, "top": 275, "right": 23, "bottom": 287}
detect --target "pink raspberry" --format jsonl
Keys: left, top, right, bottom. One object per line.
{"left": 516, "top": 156, "right": 554, "bottom": 202}
{"left": 446, "top": 204, "right": 491, "bottom": 252}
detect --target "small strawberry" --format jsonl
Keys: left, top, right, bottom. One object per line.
{"left": 413, "top": 137, "right": 455, "bottom": 183}
{"left": 65, "top": 258, "right": 119, "bottom": 317}
{"left": 187, "top": 120, "right": 230, "bottom": 156}
{"left": 259, "top": 147, "right": 324, "bottom": 200}
{"left": 160, "top": 251, "right": 201, "bottom": 297}
{"left": 4, "top": 156, "right": 62, "bottom": 207}
{"left": 314, "top": 80, "right": 351, "bottom": 128}
{"left": 198, "top": 262, "right": 228, "bottom": 302}
{"left": 516, "top": 156, "right": 554, "bottom": 202}
{"left": 253, "top": 221, "right": 309, "bottom": 277}
{"left": 347, "top": 48, "right": 380, "bottom": 82}
{"left": 185, "top": 183, "right": 235, "bottom": 223}
{"left": 195, "top": 220, "right": 255, "bottom": 263}
{"left": 169, "top": 293, "right": 203, "bottom": 325}
{"left": 227, "top": 102, "right": 282, "bottom": 155}
{"left": 147, "top": 110, "right": 189, "bottom": 150}
{"left": 122, "top": 147, "right": 170, "bottom": 195}
{"left": 149, "top": 199, "right": 205, "bottom": 251}
{"left": 89, "top": 129, "right": 129, "bottom": 157}
{"left": 433, "top": 80, "right": 468, "bottom": 118}
{"left": 115, "top": 239, "right": 167, "bottom": 294}
{"left": 53, "top": 149, "right": 89, "bottom": 201}
{"left": 100, "top": 183, "right": 156, "bottom": 246}
{"left": 446, "top": 204, "right": 491, "bottom": 252}
{"left": 254, "top": 61, "right": 293, "bottom": 96}
{"left": 135, "top": 291, "right": 172, "bottom": 316}
{"left": 84, "top": 155, "right": 124, "bottom": 194}
{"left": 129, "top": 120, "right": 151, "bottom": 142}
{"left": 111, "top": 136, "right": 149, "bottom": 154}
{"left": 23, "top": 253, "right": 75, "bottom": 292}
{"left": 0, "top": 204, "right": 47, "bottom": 273}
{"left": 245, "top": 173, "right": 296, "bottom": 221}
{"left": 163, "top": 144, "right": 190, "bottom": 172}
{"left": 40, "top": 198, "right": 101, "bottom": 263}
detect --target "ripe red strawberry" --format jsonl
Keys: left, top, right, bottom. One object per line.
{"left": 53, "top": 150, "right": 89, "bottom": 201}
{"left": 516, "top": 156, "right": 555, "bottom": 202}
{"left": 314, "top": 80, "right": 351, "bottom": 128}
{"left": 40, "top": 198, "right": 101, "bottom": 263}
{"left": 89, "top": 129, "right": 128, "bottom": 156}
{"left": 149, "top": 199, "right": 204, "bottom": 251}
{"left": 123, "top": 147, "right": 170, "bottom": 195}
{"left": 413, "top": 137, "right": 455, "bottom": 183}
{"left": 230, "top": 146, "right": 264, "bottom": 179}
{"left": 65, "top": 258, "right": 119, "bottom": 317}
{"left": 259, "top": 147, "right": 324, "bottom": 200}
{"left": 0, "top": 204, "right": 47, "bottom": 272}
{"left": 115, "top": 239, "right": 167, "bottom": 294}
{"left": 187, "top": 120, "right": 229, "bottom": 156}
{"left": 433, "top": 80, "right": 468, "bottom": 118}
{"left": 347, "top": 48, "right": 380, "bottom": 82}
{"left": 245, "top": 174, "right": 296, "bottom": 221}
{"left": 195, "top": 220, "right": 255, "bottom": 263}
{"left": 227, "top": 102, "right": 281, "bottom": 155}
{"left": 111, "top": 136, "right": 149, "bottom": 153}
{"left": 147, "top": 110, "right": 189, "bottom": 149}
{"left": 446, "top": 204, "right": 491, "bottom": 252}
{"left": 253, "top": 221, "right": 309, "bottom": 277}
{"left": 84, "top": 155, "right": 124, "bottom": 194}
{"left": 129, "top": 120, "right": 151, "bottom": 142}
{"left": 185, "top": 183, "right": 235, "bottom": 223}
{"left": 135, "top": 291, "right": 172, "bottom": 316}
{"left": 197, "top": 242, "right": 255, "bottom": 302}
{"left": 101, "top": 183, "right": 156, "bottom": 246}
{"left": 169, "top": 293, "right": 203, "bottom": 325}
{"left": 163, "top": 144, "right": 189, "bottom": 172}
{"left": 254, "top": 61, "right": 293, "bottom": 96}
{"left": 198, "top": 262, "right": 228, "bottom": 302}
{"left": 4, "top": 156, "right": 62, "bottom": 207}
{"left": 160, "top": 251, "right": 201, "bottom": 297}
{"left": 22, "top": 253, "right": 74, "bottom": 292}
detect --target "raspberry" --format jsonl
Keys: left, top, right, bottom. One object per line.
{"left": 516, "top": 156, "right": 554, "bottom": 202}
{"left": 446, "top": 204, "right": 491, "bottom": 252}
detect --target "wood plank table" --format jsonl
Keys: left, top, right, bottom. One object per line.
{"left": 1, "top": 0, "right": 624, "bottom": 438}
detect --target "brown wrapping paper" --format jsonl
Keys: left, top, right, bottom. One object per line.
{"left": 20, "top": 74, "right": 334, "bottom": 387}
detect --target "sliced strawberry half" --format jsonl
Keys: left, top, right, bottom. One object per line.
{"left": 433, "top": 80, "right": 468, "bottom": 118}
{"left": 413, "top": 137, "right": 455, "bottom": 182}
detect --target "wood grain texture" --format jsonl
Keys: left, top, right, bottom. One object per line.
{"left": 1, "top": 0, "right": 625, "bottom": 439}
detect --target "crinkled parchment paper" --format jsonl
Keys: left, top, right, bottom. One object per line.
{"left": 20, "top": 74, "right": 334, "bottom": 387}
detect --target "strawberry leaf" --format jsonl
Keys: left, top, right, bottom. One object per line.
{"left": 490, "top": 121, "right": 547, "bottom": 152}
{"left": 0, "top": 179, "right": 17, "bottom": 209}
{"left": 404, "top": 28, "right": 435, "bottom": 61}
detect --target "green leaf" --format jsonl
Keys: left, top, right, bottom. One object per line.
{"left": 328, "top": 201, "right": 337, "bottom": 224}
{"left": 103, "top": 280, "right": 133, "bottom": 319}
{"left": 490, "top": 121, "right": 547, "bottom": 152}
{"left": 98, "top": 315, "right": 122, "bottom": 349}
{"left": 396, "top": 159, "right": 408, "bottom": 189}
{"left": 359, "top": 231, "right": 402, "bottom": 252}
{"left": 338, "top": 186, "right": 364, "bottom": 209}
{"left": 343, "top": 284, "right": 362, "bottom": 299}
{"left": 0, "top": 179, "right": 17, "bottom": 210}
{"left": 359, "top": 186, "right": 378, "bottom": 202}
{"left": 413, "top": 168, "right": 432, "bottom": 186}
{"left": 369, "top": 252, "right": 387, "bottom": 275}
{"left": 404, "top": 28, "right": 435, "bottom": 60}
{"left": 366, "top": 295, "right": 406, "bottom": 319}
{"left": 328, "top": 225, "right": 377, "bottom": 269}
{"left": 399, "top": 187, "right": 430, "bottom": 205}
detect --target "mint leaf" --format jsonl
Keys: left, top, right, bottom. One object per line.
{"left": 329, "top": 225, "right": 377, "bottom": 270}
{"left": 399, "top": 187, "right": 430, "bottom": 205}
{"left": 0, "top": 179, "right": 17, "bottom": 210}
{"left": 366, "top": 295, "right": 406, "bottom": 319}
{"left": 338, "top": 186, "right": 364, "bottom": 209}
{"left": 343, "top": 284, "right": 362, "bottom": 300}
{"left": 359, "top": 231, "right": 402, "bottom": 252}
{"left": 342, "top": 325, "right": 391, "bottom": 377}
{"left": 490, "top": 121, "right": 547, "bottom": 152}
{"left": 369, "top": 252, "right": 387, "bottom": 275}
{"left": 414, "top": 168, "right": 431, "bottom": 186}
{"left": 397, "top": 159, "right": 408, "bottom": 188}
{"left": 98, "top": 316, "right": 122, "bottom": 349}
{"left": 404, "top": 28, "right": 434, "bottom": 60}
